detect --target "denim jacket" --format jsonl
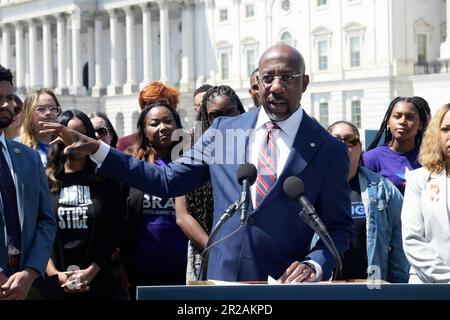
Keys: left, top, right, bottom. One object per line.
{"left": 358, "top": 166, "right": 410, "bottom": 283}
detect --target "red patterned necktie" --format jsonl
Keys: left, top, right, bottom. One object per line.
{"left": 255, "top": 122, "right": 279, "bottom": 207}
{"left": 0, "top": 142, "right": 21, "bottom": 250}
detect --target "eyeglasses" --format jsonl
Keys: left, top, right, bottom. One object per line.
{"left": 258, "top": 73, "right": 303, "bottom": 86}
{"left": 95, "top": 126, "right": 110, "bottom": 138}
{"left": 334, "top": 136, "right": 360, "bottom": 147}
{"left": 35, "top": 105, "right": 60, "bottom": 115}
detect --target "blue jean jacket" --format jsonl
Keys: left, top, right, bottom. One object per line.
{"left": 358, "top": 166, "right": 410, "bottom": 283}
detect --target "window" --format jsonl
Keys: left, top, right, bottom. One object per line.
{"left": 350, "top": 36, "right": 361, "bottom": 67}
{"left": 280, "top": 31, "right": 293, "bottom": 46}
{"left": 318, "top": 40, "right": 328, "bottom": 70}
{"left": 219, "top": 9, "right": 228, "bottom": 22}
{"left": 319, "top": 102, "right": 329, "bottom": 127}
{"left": 281, "top": 0, "right": 290, "bottom": 11}
{"left": 246, "top": 48, "right": 256, "bottom": 77}
{"left": 417, "top": 34, "right": 427, "bottom": 64}
{"left": 351, "top": 100, "right": 362, "bottom": 128}
{"left": 245, "top": 4, "right": 255, "bottom": 18}
{"left": 317, "top": 0, "right": 327, "bottom": 6}
{"left": 220, "top": 52, "right": 229, "bottom": 80}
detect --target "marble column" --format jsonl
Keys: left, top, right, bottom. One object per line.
{"left": 13, "top": 22, "right": 25, "bottom": 92}
{"left": 158, "top": 0, "right": 171, "bottom": 84}
{"left": 1, "top": 24, "right": 11, "bottom": 69}
{"left": 441, "top": 0, "right": 450, "bottom": 59}
{"left": 87, "top": 20, "right": 95, "bottom": 90}
{"left": 123, "top": 6, "right": 138, "bottom": 94}
{"left": 42, "top": 16, "right": 53, "bottom": 88}
{"left": 140, "top": 2, "right": 153, "bottom": 88}
{"left": 92, "top": 13, "right": 106, "bottom": 96}
{"left": 55, "top": 13, "right": 67, "bottom": 94}
{"left": 70, "top": 8, "right": 86, "bottom": 95}
{"left": 28, "top": 19, "right": 37, "bottom": 89}
{"left": 107, "top": 9, "right": 121, "bottom": 95}
{"left": 180, "top": 0, "right": 195, "bottom": 92}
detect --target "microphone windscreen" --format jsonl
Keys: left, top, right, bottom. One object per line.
{"left": 237, "top": 164, "right": 257, "bottom": 186}
{"left": 283, "top": 176, "right": 305, "bottom": 200}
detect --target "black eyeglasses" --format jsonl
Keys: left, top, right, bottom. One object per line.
{"left": 334, "top": 136, "right": 360, "bottom": 147}
{"left": 258, "top": 73, "right": 303, "bottom": 86}
{"left": 95, "top": 126, "right": 110, "bottom": 138}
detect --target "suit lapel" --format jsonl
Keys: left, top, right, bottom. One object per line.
{"left": 255, "top": 113, "right": 324, "bottom": 211}
{"left": 6, "top": 140, "right": 25, "bottom": 229}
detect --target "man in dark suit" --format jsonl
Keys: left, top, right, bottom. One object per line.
{"left": 43, "top": 45, "right": 352, "bottom": 283}
{"left": 0, "top": 65, "right": 56, "bottom": 299}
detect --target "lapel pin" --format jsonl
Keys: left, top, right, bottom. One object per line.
{"left": 13, "top": 148, "right": 21, "bottom": 154}
{"left": 310, "top": 143, "right": 316, "bottom": 148}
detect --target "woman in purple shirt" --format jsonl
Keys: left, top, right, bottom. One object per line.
{"left": 122, "top": 101, "right": 188, "bottom": 299}
{"left": 364, "top": 96, "right": 431, "bottom": 194}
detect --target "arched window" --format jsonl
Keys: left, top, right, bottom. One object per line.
{"left": 131, "top": 111, "right": 140, "bottom": 131}
{"left": 280, "top": 31, "right": 293, "bottom": 46}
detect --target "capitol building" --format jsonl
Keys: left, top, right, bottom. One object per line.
{"left": 0, "top": 0, "right": 449, "bottom": 143}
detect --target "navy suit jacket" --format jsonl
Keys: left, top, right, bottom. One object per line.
{"left": 0, "top": 139, "right": 56, "bottom": 276}
{"left": 99, "top": 109, "right": 353, "bottom": 281}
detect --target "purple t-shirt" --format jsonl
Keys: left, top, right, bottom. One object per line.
{"left": 363, "top": 144, "right": 421, "bottom": 194}
{"left": 133, "top": 158, "right": 188, "bottom": 272}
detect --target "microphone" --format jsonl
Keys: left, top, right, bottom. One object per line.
{"left": 237, "top": 164, "right": 257, "bottom": 225}
{"left": 283, "top": 176, "right": 343, "bottom": 280}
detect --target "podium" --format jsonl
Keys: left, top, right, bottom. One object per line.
{"left": 137, "top": 283, "right": 450, "bottom": 300}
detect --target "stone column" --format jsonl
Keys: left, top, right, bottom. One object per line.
{"left": 123, "top": 6, "right": 137, "bottom": 94}
{"left": 87, "top": 20, "right": 95, "bottom": 90}
{"left": 1, "top": 24, "right": 11, "bottom": 69}
{"left": 158, "top": 0, "right": 171, "bottom": 84}
{"left": 441, "top": 0, "right": 450, "bottom": 59}
{"left": 107, "top": 9, "right": 121, "bottom": 95}
{"left": 140, "top": 2, "right": 153, "bottom": 88}
{"left": 180, "top": 0, "right": 195, "bottom": 92}
{"left": 28, "top": 19, "right": 37, "bottom": 89}
{"left": 13, "top": 22, "right": 25, "bottom": 92}
{"left": 70, "top": 7, "right": 86, "bottom": 95}
{"left": 55, "top": 13, "right": 67, "bottom": 94}
{"left": 232, "top": 0, "right": 241, "bottom": 87}
{"left": 92, "top": 13, "right": 106, "bottom": 96}
{"left": 65, "top": 18, "right": 72, "bottom": 88}
{"left": 42, "top": 16, "right": 53, "bottom": 88}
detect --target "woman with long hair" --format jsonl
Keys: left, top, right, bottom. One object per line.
{"left": 401, "top": 103, "right": 450, "bottom": 283}
{"left": 45, "top": 109, "right": 125, "bottom": 299}
{"left": 123, "top": 100, "right": 188, "bottom": 298}
{"left": 175, "top": 85, "right": 246, "bottom": 282}
{"left": 20, "top": 88, "right": 62, "bottom": 166}
{"left": 364, "top": 96, "right": 431, "bottom": 194}
{"left": 88, "top": 111, "right": 119, "bottom": 148}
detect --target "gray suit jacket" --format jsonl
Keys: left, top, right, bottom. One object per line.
{"left": 0, "top": 139, "right": 56, "bottom": 277}
{"left": 402, "top": 167, "right": 450, "bottom": 283}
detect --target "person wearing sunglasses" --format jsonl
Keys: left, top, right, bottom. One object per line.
{"left": 4, "top": 95, "right": 23, "bottom": 141}
{"left": 20, "top": 88, "right": 62, "bottom": 166}
{"left": 328, "top": 121, "right": 409, "bottom": 283}
{"left": 89, "top": 112, "right": 119, "bottom": 148}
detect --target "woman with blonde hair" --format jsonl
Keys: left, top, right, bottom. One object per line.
{"left": 401, "top": 103, "right": 450, "bottom": 283}
{"left": 20, "top": 88, "right": 61, "bottom": 166}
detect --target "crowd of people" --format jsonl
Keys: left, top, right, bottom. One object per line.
{"left": 0, "top": 43, "right": 449, "bottom": 300}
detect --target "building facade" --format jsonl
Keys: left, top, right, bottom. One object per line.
{"left": 0, "top": 0, "right": 448, "bottom": 143}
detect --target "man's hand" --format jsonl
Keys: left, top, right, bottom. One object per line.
{"left": 278, "top": 261, "right": 316, "bottom": 284}
{"left": 0, "top": 268, "right": 39, "bottom": 300}
{"left": 39, "top": 121, "right": 101, "bottom": 155}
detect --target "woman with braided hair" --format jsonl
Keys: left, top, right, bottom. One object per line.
{"left": 176, "top": 85, "right": 245, "bottom": 282}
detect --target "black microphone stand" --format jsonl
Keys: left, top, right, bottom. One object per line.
{"left": 298, "top": 208, "right": 343, "bottom": 280}
{"left": 197, "top": 200, "right": 241, "bottom": 281}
